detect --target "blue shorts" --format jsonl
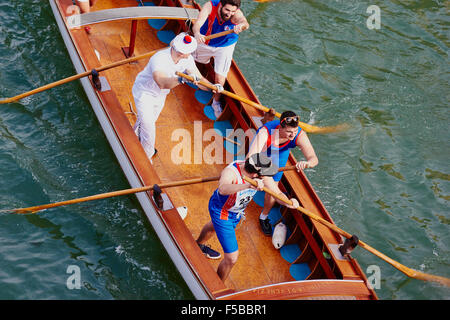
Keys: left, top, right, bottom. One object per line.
{"left": 272, "top": 157, "right": 288, "bottom": 182}
{"left": 272, "top": 171, "right": 283, "bottom": 182}
{"left": 208, "top": 199, "right": 242, "bottom": 254}
{"left": 268, "top": 148, "right": 290, "bottom": 182}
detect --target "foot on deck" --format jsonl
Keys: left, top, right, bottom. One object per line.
{"left": 198, "top": 244, "right": 221, "bottom": 259}
{"left": 259, "top": 218, "right": 272, "bottom": 236}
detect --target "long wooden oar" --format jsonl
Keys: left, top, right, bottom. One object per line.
{"left": 0, "top": 30, "right": 234, "bottom": 105}
{"left": 4, "top": 176, "right": 221, "bottom": 214}
{"left": 243, "top": 175, "right": 450, "bottom": 287}
{"left": 3, "top": 165, "right": 296, "bottom": 215}
{"left": 176, "top": 72, "right": 349, "bottom": 134}
{"left": 0, "top": 50, "right": 159, "bottom": 104}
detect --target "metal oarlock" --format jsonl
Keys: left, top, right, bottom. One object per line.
{"left": 152, "top": 184, "right": 164, "bottom": 209}
{"left": 90, "top": 69, "right": 102, "bottom": 91}
{"left": 339, "top": 235, "right": 359, "bottom": 257}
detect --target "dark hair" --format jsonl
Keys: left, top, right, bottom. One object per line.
{"left": 220, "top": 0, "right": 241, "bottom": 8}
{"left": 280, "top": 111, "right": 299, "bottom": 128}
{"left": 244, "top": 158, "right": 260, "bottom": 174}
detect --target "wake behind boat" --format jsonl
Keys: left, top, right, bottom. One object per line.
{"left": 48, "top": 0, "right": 377, "bottom": 299}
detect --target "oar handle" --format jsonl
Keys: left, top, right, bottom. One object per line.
{"left": 242, "top": 175, "right": 352, "bottom": 238}
{"left": 203, "top": 29, "right": 234, "bottom": 40}
{"left": 202, "top": 25, "right": 248, "bottom": 41}
{"left": 175, "top": 72, "right": 347, "bottom": 134}
{"left": 242, "top": 175, "right": 450, "bottom": 287}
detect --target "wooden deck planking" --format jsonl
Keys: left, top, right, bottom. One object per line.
{"left": 243, "top": 202, "right": 294, "bottom": 283}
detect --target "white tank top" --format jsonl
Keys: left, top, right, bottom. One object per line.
{"left": 210, "top": 161, "right": 257, "bottom": 215}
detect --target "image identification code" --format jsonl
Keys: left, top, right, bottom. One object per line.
{"left": 180, "top": 304, "right": 266, "bottom": 317}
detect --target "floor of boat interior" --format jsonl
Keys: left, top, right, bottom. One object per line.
{"left": 86, "top": 0, "right": 295, "bottom": 291}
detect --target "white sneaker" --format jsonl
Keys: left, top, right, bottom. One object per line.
{"left": 211, "top": 100, "right": 223, "bottom": 119}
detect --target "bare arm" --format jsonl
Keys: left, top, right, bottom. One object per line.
{"left": 154, "top": 62, "right": 218, "bottom": 92}
{"left": 231, "top": 9, "right": 249, "bottom": 33}
{"left": 218, "top": 168, "right": 255, "bottom": 195}
{"left": 192, "top": 2, "right": 212, "bottom": 44}
{"left": 262, "top": 177, "right": 299, "bottom": 209}
{"left": 295, "top": 130, "right": 318, "bottom": 170}
{"left": 177, "top": 64, "right": 222, "bottom": 93}
{"left": 152, "top": 71, "right": 180, "bottom": 90}
{"left": 247, "top": 127, "right": 269, "bottom": 159}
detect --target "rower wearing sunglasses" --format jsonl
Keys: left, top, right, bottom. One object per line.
{"left": 248, "top": 111, "right": 319, "bottom": 236}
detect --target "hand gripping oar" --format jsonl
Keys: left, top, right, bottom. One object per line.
{"left": 176, "top": 72, "right": 349, "bottom": 134}
{"left": 242, "top": 175, "right": 450, "bottom": 287}
{"left": 0, "top": 30, "right": 234, "bottom": 105}
{"left": 2, "top": 165, "right": 296, "bottom": 215}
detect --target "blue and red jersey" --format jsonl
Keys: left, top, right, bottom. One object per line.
{"left": 199, "top": 0, "right": 239, "bottom": 47}
{"left": 257, "top": 120, "right": 301, "bottom": 181}
{"left": 208, "top": 161, "right": 256, "bottom": 220}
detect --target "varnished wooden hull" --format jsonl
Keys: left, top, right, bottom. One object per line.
{"left": 49, "top": 0, "right": 377, "bottom": 300}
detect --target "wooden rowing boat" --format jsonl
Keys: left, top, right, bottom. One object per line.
{"left": 49, "top": 0, "right": 377, "bottom": 300}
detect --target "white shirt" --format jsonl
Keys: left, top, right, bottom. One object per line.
{"left": 132, "top": 48, "right": 196, "bottom": 100}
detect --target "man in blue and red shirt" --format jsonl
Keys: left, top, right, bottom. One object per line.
{"left": 192, "top": 0, "right": 249, "bottom": 118}
{"left": 248, "top": 111, "right": 319, "bottom": 236}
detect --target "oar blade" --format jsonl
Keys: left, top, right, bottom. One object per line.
{"left": 0, "top": 207, "right": 44, "bottom": 215}
{"left": 301, "top": 122, "right": 351, "bottom": 134}
{"left": 412, "top": 270, "right": 450, "bottom": 287}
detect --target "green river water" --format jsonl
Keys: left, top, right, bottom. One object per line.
{"left": 0, "top": 0, "right": 449, "bottom": 300}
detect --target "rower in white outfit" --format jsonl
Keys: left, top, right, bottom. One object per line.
{"left": 132, "top": 32, "right": 223, "bottom": 161}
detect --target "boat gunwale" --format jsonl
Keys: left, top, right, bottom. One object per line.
{"left": 216, "top": 279, "right": 374, "bottom": 300}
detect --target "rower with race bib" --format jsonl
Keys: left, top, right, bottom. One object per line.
{"left": 196, "top": 153, "right": 299, "bottom": 281}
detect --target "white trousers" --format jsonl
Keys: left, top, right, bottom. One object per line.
{"left": 132, "top": 92, "right": 167, "bottom": 161}
{"left": 193, "top": 43, "right": 236, "bottom": 77}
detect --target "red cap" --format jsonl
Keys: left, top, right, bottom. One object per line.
{"left": 183, "top": 35, "right": 192, "bottom": 44}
